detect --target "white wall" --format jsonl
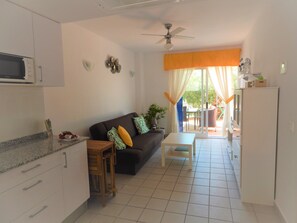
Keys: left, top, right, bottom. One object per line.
{"left": 136, "top": 52, "right": 169, "bottom": 130}
{"left": 242, "top": 1, "right": 297, "bottom": 222}
{"left": 44, "top": 23, "right": 136, "bottom": 136}
{"left": 0, "top": 86, "right": 45, "bottom": 142}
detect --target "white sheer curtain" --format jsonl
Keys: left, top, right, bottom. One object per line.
{"left": 166, "top": 69, "right": 194, "bottom": 133}
{"left": 208, "top": 66, "right": 234, "bottom": 136}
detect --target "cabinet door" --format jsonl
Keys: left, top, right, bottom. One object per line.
{"left": 33, "top": 14, "right": 64, "bottom": 86}
{"left": 13, "top": 186, "right": 64, "bottom": 223}
{"left": 62, "top": 142, "right": 90, "bottom": 217}
{"left": 0, "top": 1, "right": 34, "bottom": 57}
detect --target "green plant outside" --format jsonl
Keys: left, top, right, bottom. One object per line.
{"left": 183, "top": 88, "right": 216, "bottom": 108}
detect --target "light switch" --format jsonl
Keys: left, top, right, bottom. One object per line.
{"left": 280, "top": 62, "right": 287, "bottom": 74}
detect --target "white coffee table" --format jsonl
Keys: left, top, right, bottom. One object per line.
{"left": 161, "top": 133, "right": 196, "bottom": 169}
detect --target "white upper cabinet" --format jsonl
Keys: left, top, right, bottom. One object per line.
{"left": 0, "top": 1, "right": 34, "bottom": 57}
{"left": 33, "top": 14, "right": 64, "bottom": 86}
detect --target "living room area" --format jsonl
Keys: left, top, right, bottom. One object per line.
{"left": 0, "top": 0, "right": 296, "bottom": 223}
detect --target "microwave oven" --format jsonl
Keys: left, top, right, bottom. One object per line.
{"left": 0, "top": 53, "right": 35, "bottom": 84}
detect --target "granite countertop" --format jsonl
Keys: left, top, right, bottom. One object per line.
{"left": 0, "top": 132, "right": 88, "bottom": 174}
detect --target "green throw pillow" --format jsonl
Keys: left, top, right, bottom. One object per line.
{"left": 133, "top": 116, "right": 150, "bottom": 134}
{"left": 107, "top": 127, "right": 126, "bottom": 150}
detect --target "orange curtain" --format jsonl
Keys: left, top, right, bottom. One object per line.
{"left": 164, "top": 48, "right": 241, "bottom": 71}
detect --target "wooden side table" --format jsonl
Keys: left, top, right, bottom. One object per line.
{"left": 87, "top": 140, "right": 117, "bottom": 205}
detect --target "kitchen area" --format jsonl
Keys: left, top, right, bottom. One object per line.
{"left": 0, "top": 1, "right": 90, "bottom": 222}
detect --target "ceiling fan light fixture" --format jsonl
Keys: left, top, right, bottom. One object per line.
{"left": 164, "top": 39, "right": 173, "bottom": 50}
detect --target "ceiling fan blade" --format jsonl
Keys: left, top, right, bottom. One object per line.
{"left": 170, "top": 27, "right": 185, "bottom": 36}
{"left": 156, "top": 38, "right": 166, "bottom": 44}
{"left": 173, "top": 35, "right": 195, "bottom": 39}
{"left": 141, "top": 34, "right": 164, "bottom": 37}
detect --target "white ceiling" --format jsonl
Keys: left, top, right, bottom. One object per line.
{"left": 8, "top": 0, "right": 268, "bottom": 53}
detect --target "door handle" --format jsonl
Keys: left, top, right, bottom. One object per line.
{"left": 63, "top": 152, "right": 68, "bottom": 168}
{"left": 38, "top": 65, "right": 43, "bottom": 82}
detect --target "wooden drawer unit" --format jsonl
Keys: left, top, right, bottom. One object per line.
{"left": 0, "top": 152, "right": 62, "bottom": 194}
{"left": 13, "top": 187, "right": 64, "bottom": 223}
{"left": 0, "top": 165, "right": 63, "bottom": 223}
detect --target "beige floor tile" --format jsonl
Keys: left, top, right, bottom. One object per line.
{"left": 177, "top": 176, "right": 194, "bottom": 185}
{"left": 232, "top": 209, "right": 258, "bottom": 223}
{"left": 75, "top": 211, "right": 96, "bottom": 223}
{"left": 135, "top": 187, "right": 154, "bottom": 197}
{"left": 230, "top": 198, "right": 253, "bottom": 211}
{"left": 128, "top": 195, "right": 150, "bottom": 208}
{"left": 210, "top": 187, "right": 229, "bottom": 197}
{"left": 189, "top": 193, "right": 209, "bottom": 205}
{"left": 193, "top": 178, "right": 210, "bottom": 187}
{"left": 138, "top": 209, "right": 164, "bottom": 223}
{"left": 114, "top": 218, "right": 137, "bottom": 223}
{"left": 185, "top": 215, "right": 208, "bottom": 223}
{"left": 97, "top": 204, "right": 124, "bottom": 217}
{"left": 161, "top": 212, "right": 185, "bottom": 223}
{"left": 141, "top": 179, "right": 160, "bottom": 189}
{"left": 174, "top": 183, "right": 192, "bottom": 193}
{"left": 170, "top": 191, "right": 190, "bottom": 202}
{"left": 146, "top": 198, "right": 168, "bottom": 211}
{"left": 165, "top": 201, "right": 188, "bottom": 214}
{"left": 210, "top": 196, "right": 231, "bottom": 208}
{"left": 157, "top": 181, "right": 175, "bottom": 190}
{"left": 90, "top": 215, "right": 116, "bottom": 223}
{"left": 187, "top": 203, "right": 209, "bottom": 218}
{"left": 119, "top": 185, "right": 139, "bottom": 195}
{"left": 191, "top": 185, "right": 210, "bottom": 195}
{"left": 210, "top": 206, "right": 232, "bottom": 222}
{"left": 109, "top": 193, "right": 132, "bottom": 205}
{"left": 118, "top": 206, "right": 143, "bottom": 221}
{"left": 152, "top": 189, "right": 172, "bottom": 200}
{"left": 256, "top": 212, "right": 283, "bottom": 223}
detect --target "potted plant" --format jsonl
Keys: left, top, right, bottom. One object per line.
{"left": 144, "top": 104, "right": 167, "bottom": 129}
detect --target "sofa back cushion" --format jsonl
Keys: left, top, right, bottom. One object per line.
{"left": 89, "top": 112, "right": 139, "bottom": 140}
{"left": 104, "top": 113, "right": 138, "bottom": 138}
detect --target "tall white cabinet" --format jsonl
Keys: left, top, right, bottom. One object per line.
{"left": 231, "top": 87, "right": 279, "bottom": 205}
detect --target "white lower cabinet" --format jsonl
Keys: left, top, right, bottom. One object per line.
{"left": 13, "top": 185, "right": 64, "bottom": 223}
{"left": 62, "top": 142, "right": 90, "bottom": 218}
{"left": 0, "top": 141, "right": 90, "bottom": 223}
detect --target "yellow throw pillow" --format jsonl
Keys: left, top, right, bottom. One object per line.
{"left": 118, "top": 125, "right": 133, "bottom": 147}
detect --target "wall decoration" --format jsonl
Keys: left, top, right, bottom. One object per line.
{"left": 105, "top": 55, "right": 121, "bottom": 74}
{"left": 82, "top": 59, "right": 94, "bottom": 72}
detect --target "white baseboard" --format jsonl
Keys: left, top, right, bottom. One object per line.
{"left": 275, "top": 201, "right": 288, "bottom": 223}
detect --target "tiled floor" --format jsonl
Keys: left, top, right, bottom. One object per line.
{"left": 76, "top": 139, "right": 283, "bottom": 223}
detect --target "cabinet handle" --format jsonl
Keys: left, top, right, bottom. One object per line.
{"left": 234, "top": 155, "right": 238, "bottom": 159}
{"left": 29, "top": 205, "right": 48, "bottom": 218}
{"left": 38, "top": 65, "right": 43, "bottom": 82}
{"left": 23, "top": 180, "right": 42, "bottom": 191}
{"left": 21, "top": 164, "right": 41, "bottom": 173}
{"left": 63, "top": 152, "right": 68, "bottom": 168}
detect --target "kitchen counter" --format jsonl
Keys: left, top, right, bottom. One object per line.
{"left": 0, "top": 132, "right": 88, "bottom": 174}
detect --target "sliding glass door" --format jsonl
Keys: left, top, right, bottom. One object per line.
{"left": 182, "top": 69, "right": 209, "bottom": 137}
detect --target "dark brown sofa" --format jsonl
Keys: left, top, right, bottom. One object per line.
{"left": 89, "top": 112, "right": 164, "bottom": 175}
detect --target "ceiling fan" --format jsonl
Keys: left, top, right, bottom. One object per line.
{"left": 142, "top": 23, "right": 194, "bottom": 50}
